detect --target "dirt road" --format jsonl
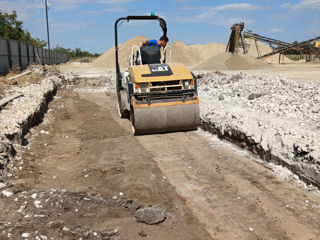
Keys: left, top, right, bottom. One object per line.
{"left": 1, "top": 67, "right": 320, "bottom": 239}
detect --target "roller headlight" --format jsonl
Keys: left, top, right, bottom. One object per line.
{"left": 183, "top": 80, "right": 194, "bottom": 89}
{"left": 139, "top": 83, "right": 148, "bottom": 92}
{"left": 135, "top": 83, "right": 149, "bottom": 93}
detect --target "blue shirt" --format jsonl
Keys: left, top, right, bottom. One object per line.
{"left": 146, "top": 39, "right": 160, "bottom": 47}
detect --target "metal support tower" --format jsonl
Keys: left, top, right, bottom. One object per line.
{"left": 226, "top": 22, "right": 247, "bottom": 54}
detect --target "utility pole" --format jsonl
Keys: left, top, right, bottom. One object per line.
{"left": 45, "top": 0, "right": 51, "bottom": 64}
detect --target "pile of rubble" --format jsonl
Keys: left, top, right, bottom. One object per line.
{"left": 0, "top": 188, "right": 123, "bottom": 239}
{"left": 195, "top": 70, "right": 320, "bottom": 187}
{"left": 63, "top": 71, "right": 116, "bottom": 92}
{"left": 0, "top": 67, "right": 64, "bottom": 175}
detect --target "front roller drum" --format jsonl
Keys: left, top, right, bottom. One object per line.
{"left": 131, "top": 103, "right": 199, "bottom": 135}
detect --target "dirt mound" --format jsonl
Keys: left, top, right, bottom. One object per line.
{"left": 92, "top": 36, "right": 226, "bottom": 68}
{"left": 196, "top": 52, "right": 268, "bottom": 70}
{"left": 170, "top": 41, "right": 225, "bottom": 67}
{"left": 92, "top": 35, "right": 147, "bottom": 69}
{"left": 92, "top": 35, "right": 294, "bottom": 69}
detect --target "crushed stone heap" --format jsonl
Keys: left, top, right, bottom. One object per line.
{"left": 196, "top": 70, "right": 320, "bottom": 186}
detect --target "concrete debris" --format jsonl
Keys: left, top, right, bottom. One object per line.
{"left": 102, "top": 229, "right": 119, "bottom": 238}
{"left": 21, "top": 232, "right": 30, "bottom": 238}
{"left": 195, "top": 70, "right": 320, "bottom": 187}
{"left": 7, "top": 71, "right": 32, "bottom": 81}
{"left": 0, "top": 75, "right": 62, "bottom": 137}
{"left": 62, "top": 226, "right": 70, "bottom": 232}
{"left": 0, "top": 187, "right": 127, "bottom": 239}
{"left": 34, "top": 200, "right": 43, "bottom": 208}
{"left": 0, "top": 65, "right": 64, "bottom": 176}
{"left": 1, "top": 189, "right": 13, "bottom": 197}
{"left": 135, "top": 203, "right": 166, "bottom": 225}
{"left": 64, "top": 72, "right": 115, "bottom": 93}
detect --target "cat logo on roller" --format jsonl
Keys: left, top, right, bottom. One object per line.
{"left": 150, "top": 64, "right": 170, "bottom": 72}
{"left": 115, "top": 15, "right": 199, "bottom": 135}
{"left": 145, "top": 64, "right": 173, "bottom": 77}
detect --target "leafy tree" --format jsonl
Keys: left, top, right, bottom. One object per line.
{"left": 0, "top": 10, "right": 47, "bottom": 47}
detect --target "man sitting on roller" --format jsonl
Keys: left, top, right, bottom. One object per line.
{"left": 143, "top": 36, "right": 169, "bottom": 47}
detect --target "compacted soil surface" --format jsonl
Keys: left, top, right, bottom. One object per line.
{"left": 0, "top": 65, "right": 320, "bottom": 240}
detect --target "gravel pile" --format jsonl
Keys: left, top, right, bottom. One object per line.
{"left": 195, "top": 70, "right": 320, "bottom": 187}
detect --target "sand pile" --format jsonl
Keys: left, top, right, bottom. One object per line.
{"left": 92, "top": 36, "right": 226, "bottom": 68}
{"left": 196, "top": 52, "right": 268, "bottom": 70}
{"left": 170, "top": 41, "right": 225, "bottom": 67}
{"left": 92, "top": 35, "right": 293, "bottom": 70}
{"left": 93, "top": 35, "right": 147, "bottom": 69}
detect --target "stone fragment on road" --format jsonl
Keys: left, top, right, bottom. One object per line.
{"left": 101, "top": 228, "right": 120, "bottom": 240}
{"left": 2, "top": 189, "right": 13, "bottom": 197}
{"left": 21, "top": 232, "right": 30, "bottom": 238}
{"left": 62, "top": 226, "right": 70, "bottom": 232}
{"left": 135, "top": 203, "right": 166, "bottom": 225}
{"left": 247, "top": 93, "right": 262, "bottom": 100}
{"left": 138, "top": 230, "right": 147, "bottom": 237}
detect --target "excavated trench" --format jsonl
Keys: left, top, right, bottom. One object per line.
{"left": 200, "top": 121, "right": 320, "bottom": 188}
{"left": 0, "top": 72, "right": 63, "bottom": 173}
{"left": 196, "top": 70, "right": 320, "bottom": 190}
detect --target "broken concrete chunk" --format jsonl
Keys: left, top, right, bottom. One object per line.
{"left": 0, "top": 182, "right": 6, "bottom": 189}
{"left": 247, "top": 93, "right": 262, "bottom": 100}
{"left": 2, "top": 190, "right": 13, "bottom": 197}
{"left": 135, "top": 203, "right": 166, "bottom": 225}
{"left": 218, "top": 95, "right": 224, "bottom": 100}
{"left": 138, "top": 230, "right": 147, "bottom": 237}
{"left": 21, "top": 232, "right": 30, "bottom": 238}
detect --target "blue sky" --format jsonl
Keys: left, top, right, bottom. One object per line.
{"left": 0, "top": 0, "right": 319, "bottom": 53}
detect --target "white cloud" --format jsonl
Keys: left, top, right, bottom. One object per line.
{"left": 181, "top": 3, "right": 261, "bottom": 12}
{"left": 51, "top": 21, "right": 88, "bottom": 33}
{"left": 269, "top": 28, "right": 284, "bottom": 33}
{"left": 49, "top": 0, "right": 136, "bottom": 11}
{"left": 176, "top": 3, "right": 258, "bottom": 26}
{"left": 0, "top": 0, "right": 136, "bottom": 14}
{"left": 173, "top": 14, "right": 253, "bottom": 26}
{"left": 0, "top": 0, "right": 43, "bottom": 20}
{"left": 213, "top": 3, "right": 260, "bottom": 11}
{"left": 82, "top": 4, "right": 126, "bottom": 14}
{"left": 280, "top": 3, "right": 291, "bottom": 8}
{"left": 292, "top": 0, "right": 320, "bottom": 10}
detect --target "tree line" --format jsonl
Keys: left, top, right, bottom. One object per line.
{"left": 0, "top": 10, "right": 101, "bottom": 59}
{"left": 53, "top": 45, "right": 101, "bottom": 59}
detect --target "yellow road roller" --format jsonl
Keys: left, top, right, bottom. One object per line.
{"left": 114, "top": 15, "right": 199, "bottom": 135}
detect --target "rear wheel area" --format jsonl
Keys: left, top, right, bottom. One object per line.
{"left": 118, "top": 90, "right": 129, "bottom": 119}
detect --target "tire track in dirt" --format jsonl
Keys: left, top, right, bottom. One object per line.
{"left": 0, "top": 89, "right": 212, "bottom": 239}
